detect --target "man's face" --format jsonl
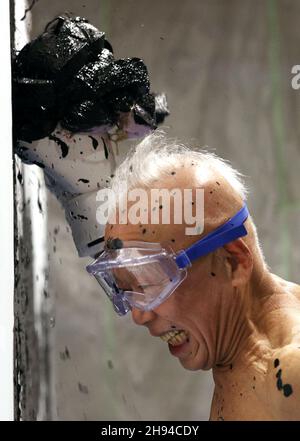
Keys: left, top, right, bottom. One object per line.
{"left": 105, "top": 216, "right": 232, "bottom": 372}
{"left": 104, "top": 173, "right": 236, "bottom": 370}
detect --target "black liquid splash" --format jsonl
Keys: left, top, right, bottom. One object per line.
{"left": 13, "top": 15, "right": 169, "bottom": 142}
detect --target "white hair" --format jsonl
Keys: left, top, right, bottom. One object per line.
{"left": 110, "top": 131, "right": 248, "bottom": 200}
{"left": 109, "top": 132, "right": 267, "bottom": 267}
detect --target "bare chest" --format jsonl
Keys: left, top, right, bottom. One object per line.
{"left": 210, "top": 372, "right": 273, "bottom": 421}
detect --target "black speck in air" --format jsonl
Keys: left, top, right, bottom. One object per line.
{"left": 211, "top": 272, "right": 216, "bottom": 277}
{"left": 88, "top": 135, "right": 99, "bottom": 150}
{"left": 171, "top": 239, "right": 175, "bottom": 243}
{"left": 216, "top": 181, "right": 220, "bottom": 186}
{"left": 253, "top": 376, "right": 256, "bottom": 381}
{"left": 129, "top": 164, "right": 133, "bottom": 172}
{"left": 78, "top": 178, "right": 90, "bottom": 183}
{"left": 101, "top": 137, "right": 109, "bottom": 159}
{"left": 77, "top": 214, "right": 88, "bottom": 220}
{"left": 171, "top": 325, "right": 176, "bottom": 329}
{"left": 230, "top": 364, "right": 233, "bottom": 370}
{"left": 78, "top": 382, "right": 89, "bottom": 394}
{"left": 191, "top": 201, "right": 194, "bottom": 205}
{"left": 49, "top": 134, "right": 69, "bottom": 158}
{"left": 171, "top": 171, "right": 176, "bottom": 175}
{"left": 274, "top": 358, "right": 280, "bottom": 368}
{"left": 107, "top": 360, "right": 114, "bottom": 369}
{"left": 142, "top": 228, "right": 146, "bottom": 234}
{"left": 159, "top": 204, "right": 163, "bottom": 209}
{"left": 210, "top": 190, "right": 213, "bottom": 194}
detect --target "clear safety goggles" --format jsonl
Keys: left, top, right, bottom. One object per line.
{"left": 86, "top": 204, "right": 249, "bottom": 316}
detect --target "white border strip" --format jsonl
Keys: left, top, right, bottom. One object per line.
{"left": 0, "top": 0, "right": 14, "bottom": 421}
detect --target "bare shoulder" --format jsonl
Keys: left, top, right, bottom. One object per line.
{"left": 267, "top": 344, "right": 300, "bottom": 420}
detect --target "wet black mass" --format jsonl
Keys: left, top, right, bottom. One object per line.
{"left": 13, "top": 15, "right": 169, "bottom": 142}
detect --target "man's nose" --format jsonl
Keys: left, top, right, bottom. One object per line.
{"left": 131, "top": 307, "right": 156, "bottom": 326}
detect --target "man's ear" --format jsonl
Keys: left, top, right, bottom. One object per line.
{"left": 223, "top": 239, "right": 253, "bottom": 287}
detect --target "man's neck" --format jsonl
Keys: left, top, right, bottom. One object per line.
{"left": 213, "top": 267, "right": 278, "bottom": 371}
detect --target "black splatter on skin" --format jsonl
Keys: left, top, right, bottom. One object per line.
{"left": 49, "top": 134, "right": 69, "bottom": 158}
{"left": 142, "top": 228, "right": 147, "bottom": 234}
{"left": 274, "top": 359, "right": 293, "bottom": 397}
{"left": 78, "top": 178, "right": 90, "bottom": 183}
{"left": 106, "top": 237, "right": 124, "bottom": 250}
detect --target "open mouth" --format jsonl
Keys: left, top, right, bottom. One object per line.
{"left": 160, "top": 329, "right": 189, "bottom": 346}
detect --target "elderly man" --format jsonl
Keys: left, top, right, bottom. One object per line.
{"left": 87, "top": 133, "right": 300, "bottom": 420}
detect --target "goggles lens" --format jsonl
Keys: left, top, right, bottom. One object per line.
{"left": 87, "top": 204, "right": 249, "bottom": 316}
{"left": 87, "top": 244, "right": 187, "bottom": 315}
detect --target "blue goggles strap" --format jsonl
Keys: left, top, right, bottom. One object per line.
{"left": 175, "top": 203, "right": 249, "bottom": 269}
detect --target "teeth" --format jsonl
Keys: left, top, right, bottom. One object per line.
{"left": 160, "top": 330, "right": 188, "bottom": 346}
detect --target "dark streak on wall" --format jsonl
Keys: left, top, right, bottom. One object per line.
{"left": 11, "top": 0, "right": 51, "bottom": 420}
